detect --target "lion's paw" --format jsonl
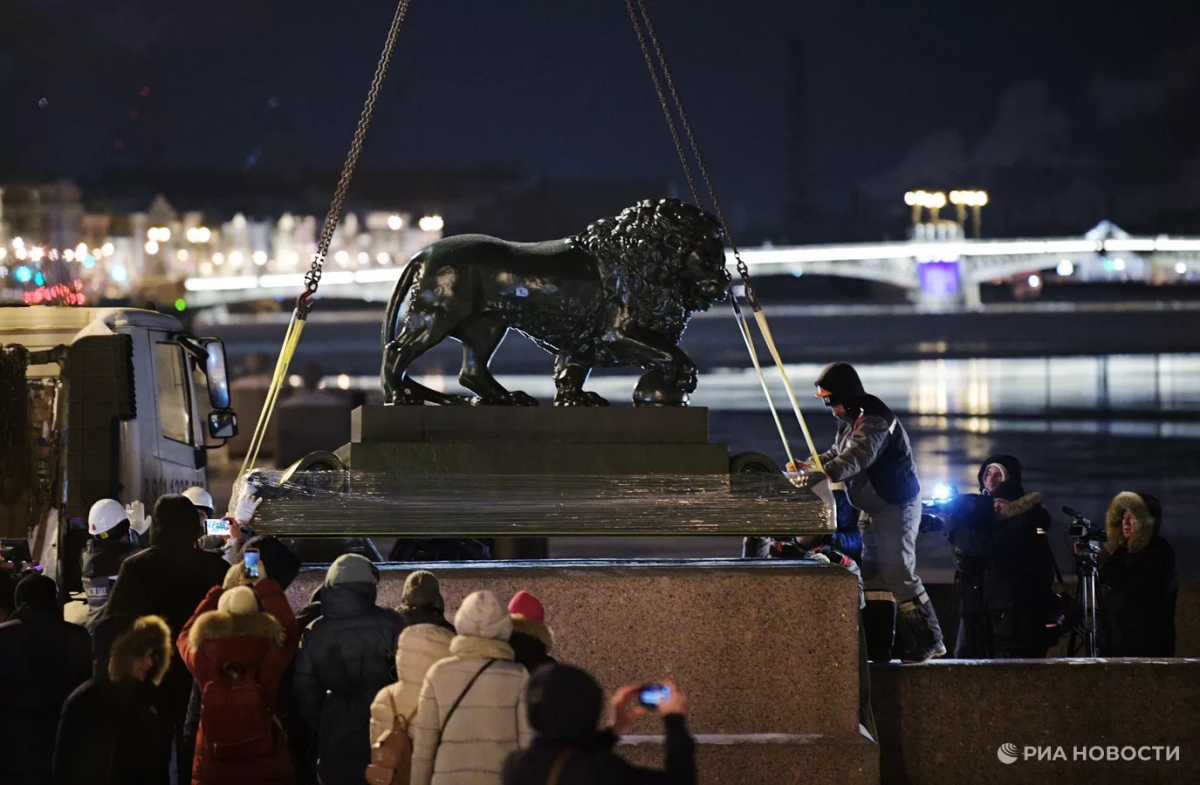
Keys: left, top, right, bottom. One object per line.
{"left": 508, "top": 390, "right": 540, "bottom": 407}
{"left": 553, "top": 389, "right": 609, "bottom": 407}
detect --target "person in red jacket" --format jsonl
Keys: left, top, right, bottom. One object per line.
{"left": 177, "top": 561, "right": 299, "bottom": 785}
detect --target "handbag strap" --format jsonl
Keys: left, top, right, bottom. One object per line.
{"left": 433, "top": 659, "right": 496, "bottom": 762}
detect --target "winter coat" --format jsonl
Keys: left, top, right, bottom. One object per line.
{"left": 370, "top": 623, "right": 455, "bottom": 744}
{"left": 502, "top": 664, "right": 695, "bottom": 785}
{"left": 80, "top": 537, "right": 139, "bottom": 631}
{"left": 53, "top": 615, "right": 174, "bottom": 785}
{"left": 412, "top": 591, "right": 532, "bottom": 785}
{"left": 102, "top": 520, "right": 230, "bottom": 728}
{"left": 948, "top": 492, "right": 1057, "bottom": 658}
{"left": 509, "top": 615, "right": 556, "bottom": 674}
{"left": 293, "top": 582, "right": 405, "bottom": 785}
{"left": 818, "top": 395, "right": 920, "bottom": 510}
{"left": 0, "top": 578, "right": 92, "bottom": 785}
{"left": 1100, "top": 492, "right": 1178, "bottom": 657}
{"left": 178, "top": 580, "right": 299, "bottom": 785}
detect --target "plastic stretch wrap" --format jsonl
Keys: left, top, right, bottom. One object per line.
{"left": 250, "top": 470, "right": 833, "bottom": 537}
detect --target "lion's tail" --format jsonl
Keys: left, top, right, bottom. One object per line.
{"left": 381, "top": 256, "right": 420, "bottom": 350}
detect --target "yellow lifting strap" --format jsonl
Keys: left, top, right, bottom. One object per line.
{"left": 751, "top": 310, "right": 827, "bottom": 475}
{"left": 230, "top": 0, "right": 412, "bottom": 508}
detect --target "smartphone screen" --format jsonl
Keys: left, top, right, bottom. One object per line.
{"left": 206, "top": 518, "right": 231, "bottom": 537}
{"left": 639, "top": 684, "right": 671, "bottom": 707}
{"left": 243, "top": 549, "right": 260, "bottom": 579}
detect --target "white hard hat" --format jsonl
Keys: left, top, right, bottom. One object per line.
{"left": 182, "top": 486, "right": 215, "bottom": 515}
{"left": 88, "top": 499, "right": 129, "bottom": 536}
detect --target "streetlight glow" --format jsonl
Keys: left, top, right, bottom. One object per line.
{"left": 145, "top": 240, "right": 159, "bottom": 255}
{"left": 418, "top": 215, "right": 444, "bottom": 232}
{"left": 387, "top": 214, "right": 404, "bottom": 231}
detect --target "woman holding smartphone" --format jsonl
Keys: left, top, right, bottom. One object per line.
{"left": 503, "top": 666, "right": 695, "bottom": 785}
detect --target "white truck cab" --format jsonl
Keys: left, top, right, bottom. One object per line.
{"left": 0, "top": 305, "right": 237, "bottom": 583}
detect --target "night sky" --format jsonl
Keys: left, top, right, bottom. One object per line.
{"left": 3, "top": 0, "right": 1200, "bottom": 235}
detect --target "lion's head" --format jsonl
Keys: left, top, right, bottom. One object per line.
{"left": 573, "top": 198, "right": 730, "bottom": 346}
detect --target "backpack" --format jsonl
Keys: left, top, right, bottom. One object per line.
{"left": 199, "top": 665, "right": 279, "bottom": 761}
{"left": 365, "top": 692, "right": 416, "bottom": 785}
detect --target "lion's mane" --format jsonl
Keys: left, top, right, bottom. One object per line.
{"left": 572, "top": 198, "right": 724, "bottom": 347}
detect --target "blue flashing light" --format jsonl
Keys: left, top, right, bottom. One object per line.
{"left": 931, "top": 483, "right": 956, "bottom": 503}
{"left": 34, "top": 272, "right": 44, "bottom": 286}
{"left": 15, "top": 266, "right": 32, "bottom": 283}
{"left": 111, "top": 265, "right": 128, "bottom": 283}
{"left": 82, "top": 254, "right": 96, "bottom": 268}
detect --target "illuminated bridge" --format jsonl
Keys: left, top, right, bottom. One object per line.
{"left": 183, "top": 234, "right": 1200, "bottom": 308}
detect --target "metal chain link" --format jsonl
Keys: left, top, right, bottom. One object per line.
{"left": 629, "top": 0, "right": 759, "bottom": 309}
{"left": 299, "top": 0, "right": 412, "bottom": 318}
{"left": 625, "top": 0, "right": 701, "bottom": 208}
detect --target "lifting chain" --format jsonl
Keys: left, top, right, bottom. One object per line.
{"left": 299, "top": 0, "right": 412, "bottom": 319}
{"left": 626, "top": 0, "right": 831, "bottom": 477}
{"left": 625, "top": 0, "right": 757, "bottom": 311}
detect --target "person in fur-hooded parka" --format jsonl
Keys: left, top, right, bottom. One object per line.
{"left": 53, "top": 614, "right": 174, "bottom": 785}
{"left": 1099, "top": 491, "right": 1177, "bottom": 657}
{"left": 178, "top": 580, "right": 299, "bottom": 785}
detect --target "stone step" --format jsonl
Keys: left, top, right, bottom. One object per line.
{"left": 346, "top": 440, "right": 732, "bottom": 477}
{"left": 351, "top": 404, "right": 712, "bottom": 445}
{"left": 618, "top": 731, "right": 879, "bottom": 785}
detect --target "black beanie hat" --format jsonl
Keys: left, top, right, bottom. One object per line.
{"left": 815, "top": 362, "right": 866, "bottom": 407}
{"left": 526, "top": 664, "right": 604, "bottom": 741}
{"left": 14, "top": 573, "right": 58, "bottom": 613}
{"left": 151, "top": 494, "right": 203, "bottom": 551}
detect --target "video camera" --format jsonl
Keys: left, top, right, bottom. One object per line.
{"left": 1064, "top": 506, "right": 1106, "bottom": 545}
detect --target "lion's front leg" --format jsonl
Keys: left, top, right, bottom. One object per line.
{"left": 610, "top": 330, "right": 698, "bottom": 393}
{"left": 552, "top": 353, "right": 608, "bottom": 406}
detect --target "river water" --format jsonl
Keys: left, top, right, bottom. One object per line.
{"left": 423, "top": 355, "right": 1200, "bottom": 581}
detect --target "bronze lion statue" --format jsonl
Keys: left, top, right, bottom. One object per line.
{"left": 381, "top": 198, "right": 730, "bottom": 406}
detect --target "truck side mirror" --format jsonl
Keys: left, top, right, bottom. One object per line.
{"left": 203, "top": 339, "right": 231, "bottom": 410}
{"left": 208, "top": 410, "right": 238, "bottom": 440}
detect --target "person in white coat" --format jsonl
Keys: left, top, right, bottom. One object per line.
{"left": 411, "top": 590, "right": 532, "bottom": 785}
{"left": 370, "top": 623, "right": 455, "bottom": 745}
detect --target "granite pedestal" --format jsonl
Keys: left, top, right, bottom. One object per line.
{"left": 289, "top": 559, "right": 877, "bottom": 783}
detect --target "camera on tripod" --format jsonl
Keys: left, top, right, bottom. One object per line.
{"left": 1061, "top": 506, "right": 1105, "bottom": 657}
{"left": 1064, "top": 506, "right": 1106, "bottom": 552}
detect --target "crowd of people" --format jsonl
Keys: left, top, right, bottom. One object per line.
{"left": 0, "top": 491, "right": 694, "bottom": 785}
{"left": 0, "top": 360, "right": 1184, "bottom": 784}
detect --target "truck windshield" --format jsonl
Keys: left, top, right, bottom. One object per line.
{"left": 154, "top": 342, "right": 193, "bottom": 445}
